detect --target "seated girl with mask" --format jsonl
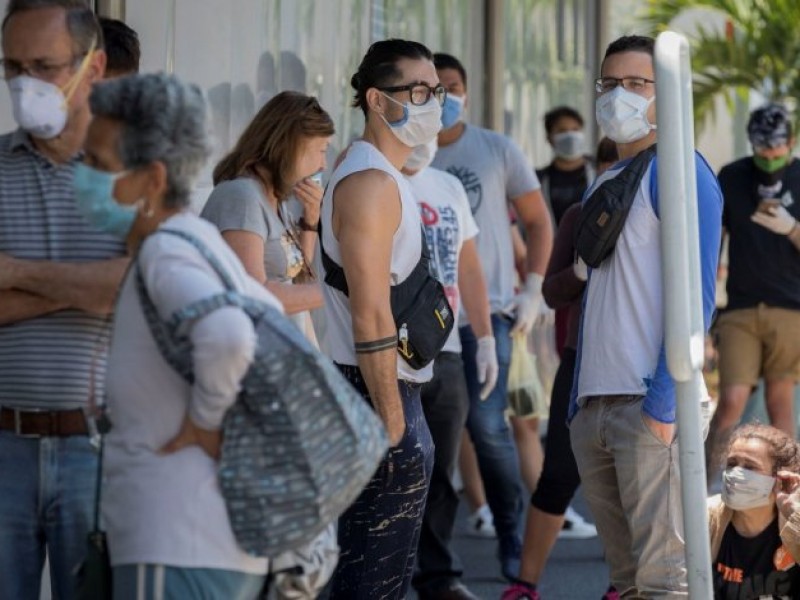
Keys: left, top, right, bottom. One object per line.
{"left": 710, "top": 423, "right": 800, "bottom": 599}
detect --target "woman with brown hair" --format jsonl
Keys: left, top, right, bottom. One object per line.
{"left": 710, "top": 423, "right": 800, "bottom": 598}
{"left": 202, "top": 91, "right": 335, "bottom": 321}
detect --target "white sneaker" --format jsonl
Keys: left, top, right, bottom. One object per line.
{"left": 466, "top": 504, "right": 497, "bottom": 538}
{"left": 559, "top": 506, "right": 598, "bottom": 539}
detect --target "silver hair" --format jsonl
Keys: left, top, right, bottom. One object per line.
{"left": 90, "top": 73, "right": 211, "bottom": 209}
{"left": 3, "top": 1, "right": 102, "bottom": 55}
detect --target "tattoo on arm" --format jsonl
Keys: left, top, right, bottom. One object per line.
{"left": 355, "top": 335, "right": 397, "bottom": 354}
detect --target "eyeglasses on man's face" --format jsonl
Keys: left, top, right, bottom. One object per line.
{"left": 0, "top": 54, "right": 85, "bottom": 82}
{"left": 378, "top": 82, "right": 447, "bottom": 107}
{"left": 595, "top": 76, "right": 655, "bottom": 94}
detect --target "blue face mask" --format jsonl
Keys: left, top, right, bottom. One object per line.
{"left": 73, "top": 163, "right": 138, "bottom": 238}
{"left": 441, "top": 94, "right": 465, "bottom": 129}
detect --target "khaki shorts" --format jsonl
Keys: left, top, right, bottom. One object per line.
{"left": 715, "top": 304, "right": 800, "bottom": 387}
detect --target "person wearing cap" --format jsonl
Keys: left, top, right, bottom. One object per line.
{"left": 708, "top": 103, "right": 800, "bottom": 472}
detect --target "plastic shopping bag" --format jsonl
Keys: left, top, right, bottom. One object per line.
{"left": 507, "top": 332, "right": 548, "bottom": 420}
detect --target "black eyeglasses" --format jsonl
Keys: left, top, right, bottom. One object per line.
{"left": 595, "top": 77, "right": 655, "bottom": 94}
{"left": 378, "top": 82, "right": 447, "bottom": 107}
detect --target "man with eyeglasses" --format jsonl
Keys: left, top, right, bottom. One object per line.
{"left": 319, "top": 38, "right": 443, "bottom": 599}
{"left": 0, "top": 2, "right": 128, "bottom": 598}
{"left": 559, "top": 35, "right": 722, "bottom": 599}
{"left": 430, "top": 51, "right": 553, "bottom": 583}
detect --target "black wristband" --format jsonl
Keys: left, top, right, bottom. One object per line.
{"left": 298, "top": 217, "right": 319, "bottom": 232}
{"left": 355, "top": 335, "right": 397, "bottom": 354}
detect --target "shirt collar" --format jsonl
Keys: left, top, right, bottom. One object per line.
{"left": 10, "top": 128, "right": 34, "bottom": 152}
{"left": 9, "top": 127, "right": 85, "bottom": 163}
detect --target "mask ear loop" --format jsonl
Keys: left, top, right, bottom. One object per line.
{"left": 60, "top": 38, "right": 98, "bottom": 108}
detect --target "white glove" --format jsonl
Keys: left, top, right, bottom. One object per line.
{"left": 476, "top": 336, "right": 499, "bottom": 400}
{"left": 699, "top": 376, "right": 712, "bottom": 442}
{"left": 573, "top": 257, "right": 588, "bottom": 282}
{"left": 701, "top": 399, "right": 712, "bottom": 442}
{"left": 505, "top": 273, "right": 544, "bottom": 335}
{"left": 751, "top": 205, "right": 797, "bottom": 236}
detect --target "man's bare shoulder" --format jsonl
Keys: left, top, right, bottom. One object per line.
{"left": 335, "top": 168, "right": 398, "bottom": 202}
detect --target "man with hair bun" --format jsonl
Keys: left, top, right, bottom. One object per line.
{"left": 0, "top": 1, "right": 128, "bottom": 597}
{"left": 318, "top": 38, "right": 444, "bottom": 599}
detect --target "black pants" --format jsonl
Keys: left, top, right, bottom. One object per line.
{"left": 413, "top": 352, "right": 470, "bottom": 592}
{"left": 530, "top": 348, "right": 581, "bottom": 514}
{"left": 327, "top": 365, "right": 434, "bottom": 600}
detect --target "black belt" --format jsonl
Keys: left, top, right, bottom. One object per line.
{"left": 0, "top": 407, "right": 89, "bottom": 437}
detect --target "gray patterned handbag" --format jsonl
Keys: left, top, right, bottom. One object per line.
{"left": 134, "top": 228, "right": 388, "bottom": 557}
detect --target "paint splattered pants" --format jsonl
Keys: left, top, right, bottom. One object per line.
{"left": 327, "top": 365, "right": 434, "bottom": 600}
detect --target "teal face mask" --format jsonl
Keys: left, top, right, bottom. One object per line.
{"left": 73, "top": 163, "right": 138, "bottom": 238}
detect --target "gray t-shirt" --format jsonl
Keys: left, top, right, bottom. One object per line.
{"left": 432, "top": 124, "right": 540, "bottom": 315}
{"left": 201, "top": 177, "right": 304, "bottom": 283}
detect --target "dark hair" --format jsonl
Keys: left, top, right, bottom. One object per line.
{"left": 544, "top": 106, "right": 584, "bottom": 135}
{"left": 603, "top": 35, "right": 655, "bottom": 64}
{"left": 214, "top": 91, "right": 335, "bottom": 201}
{"left": 3, "top": 0, "right": 103, "bottom": 55}
{"left": 596, "top": 136, "right": 619, "bottom": 165}
{"left": 727, "top": 424, "right": 800, "bottom": 475}
{"left": 433, "top": 52, "right": 467, "bottom": 88}
{"left": 100, "top": 17, "right": 139, "bottom": 75}
{"left": 350, "top": 38, "right": 433, "bottom": 117}
{"left": 748, "top": 103, "right": 793, "bottom": 148}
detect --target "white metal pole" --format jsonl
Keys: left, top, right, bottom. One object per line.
{"left": 655, "top": 31, "right": 713, "bottom": 599}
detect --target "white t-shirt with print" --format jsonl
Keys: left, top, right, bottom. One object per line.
{"left": 406, "top": 167, "right": 479, "bottom": 353}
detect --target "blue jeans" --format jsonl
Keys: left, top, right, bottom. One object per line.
{"left": 113, "top": 564, "right": 265, "bottom": 600}
{"left": 0, "top": 430, "right": 97, "bottom": 600}
{"left": 460, "top": 313, "right": 523, "bottom": 540}
{"left": 328, "top": 366, "right": 434, "bottom": 600}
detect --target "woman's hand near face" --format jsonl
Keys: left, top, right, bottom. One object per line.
{"left": 294, "top": 178, "right": 323, "bottom": 226}
{"left": 776, "top": 470, "right": 800, "bottom": 520}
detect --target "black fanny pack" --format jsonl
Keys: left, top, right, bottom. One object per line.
{"left": 575, "top": 144, "right": 656, "bottom": 268}
{"left": 320, "top": 224, "right": 454, "bottom": 370}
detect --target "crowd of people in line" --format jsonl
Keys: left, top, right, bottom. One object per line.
{"left": 3, "top": 1, "right": 800, "bottom": 600}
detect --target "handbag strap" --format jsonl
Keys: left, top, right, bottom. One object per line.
{"left": 134, "top": 227, "right": 265, "bottom": 385}
{"left": 319, "top": 219, "right": 434, "bottom": 297}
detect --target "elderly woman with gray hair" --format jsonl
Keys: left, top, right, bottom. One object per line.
{"left": 73, "top": 73, "right": 280, "bottom": 599}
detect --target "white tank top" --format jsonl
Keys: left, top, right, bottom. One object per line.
{"left": 319, "top": 140, "right": 433, "bottom": 383}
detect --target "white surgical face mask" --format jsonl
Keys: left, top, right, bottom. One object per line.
{"left": 552, "top": 130, "right": 586, "bottom": 160}
{"left": 595, "top": 86, "right": 656, "bottom": 144}
{"left": 721, "top": 466, "right": 776, "bottom": 511}
{"left": 6, "top": 46, "right": 95, "bottom": 140}
{"left": 380, "top": 93, "right": 442, "bottom": 148}
{"left": 404, "top": 138, "right": 438, "bottom": 172}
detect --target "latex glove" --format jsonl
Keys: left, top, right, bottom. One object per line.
{"left": 751, "top": 205, "right": 797, "bottom": 236}
{"left": 573, "top": 256, "right": 588, "bottom": 282}
{"left": 505, "top": 273, "right": 544, "bottom": 335}
{"left": 699, "top": 377, "right": 712, "bottom": 442}
{"left": 476, "top": 336, "right": 499, "bottom": 400}
{"left": 700, "top": 399, "right": 712, "bottom": 442}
